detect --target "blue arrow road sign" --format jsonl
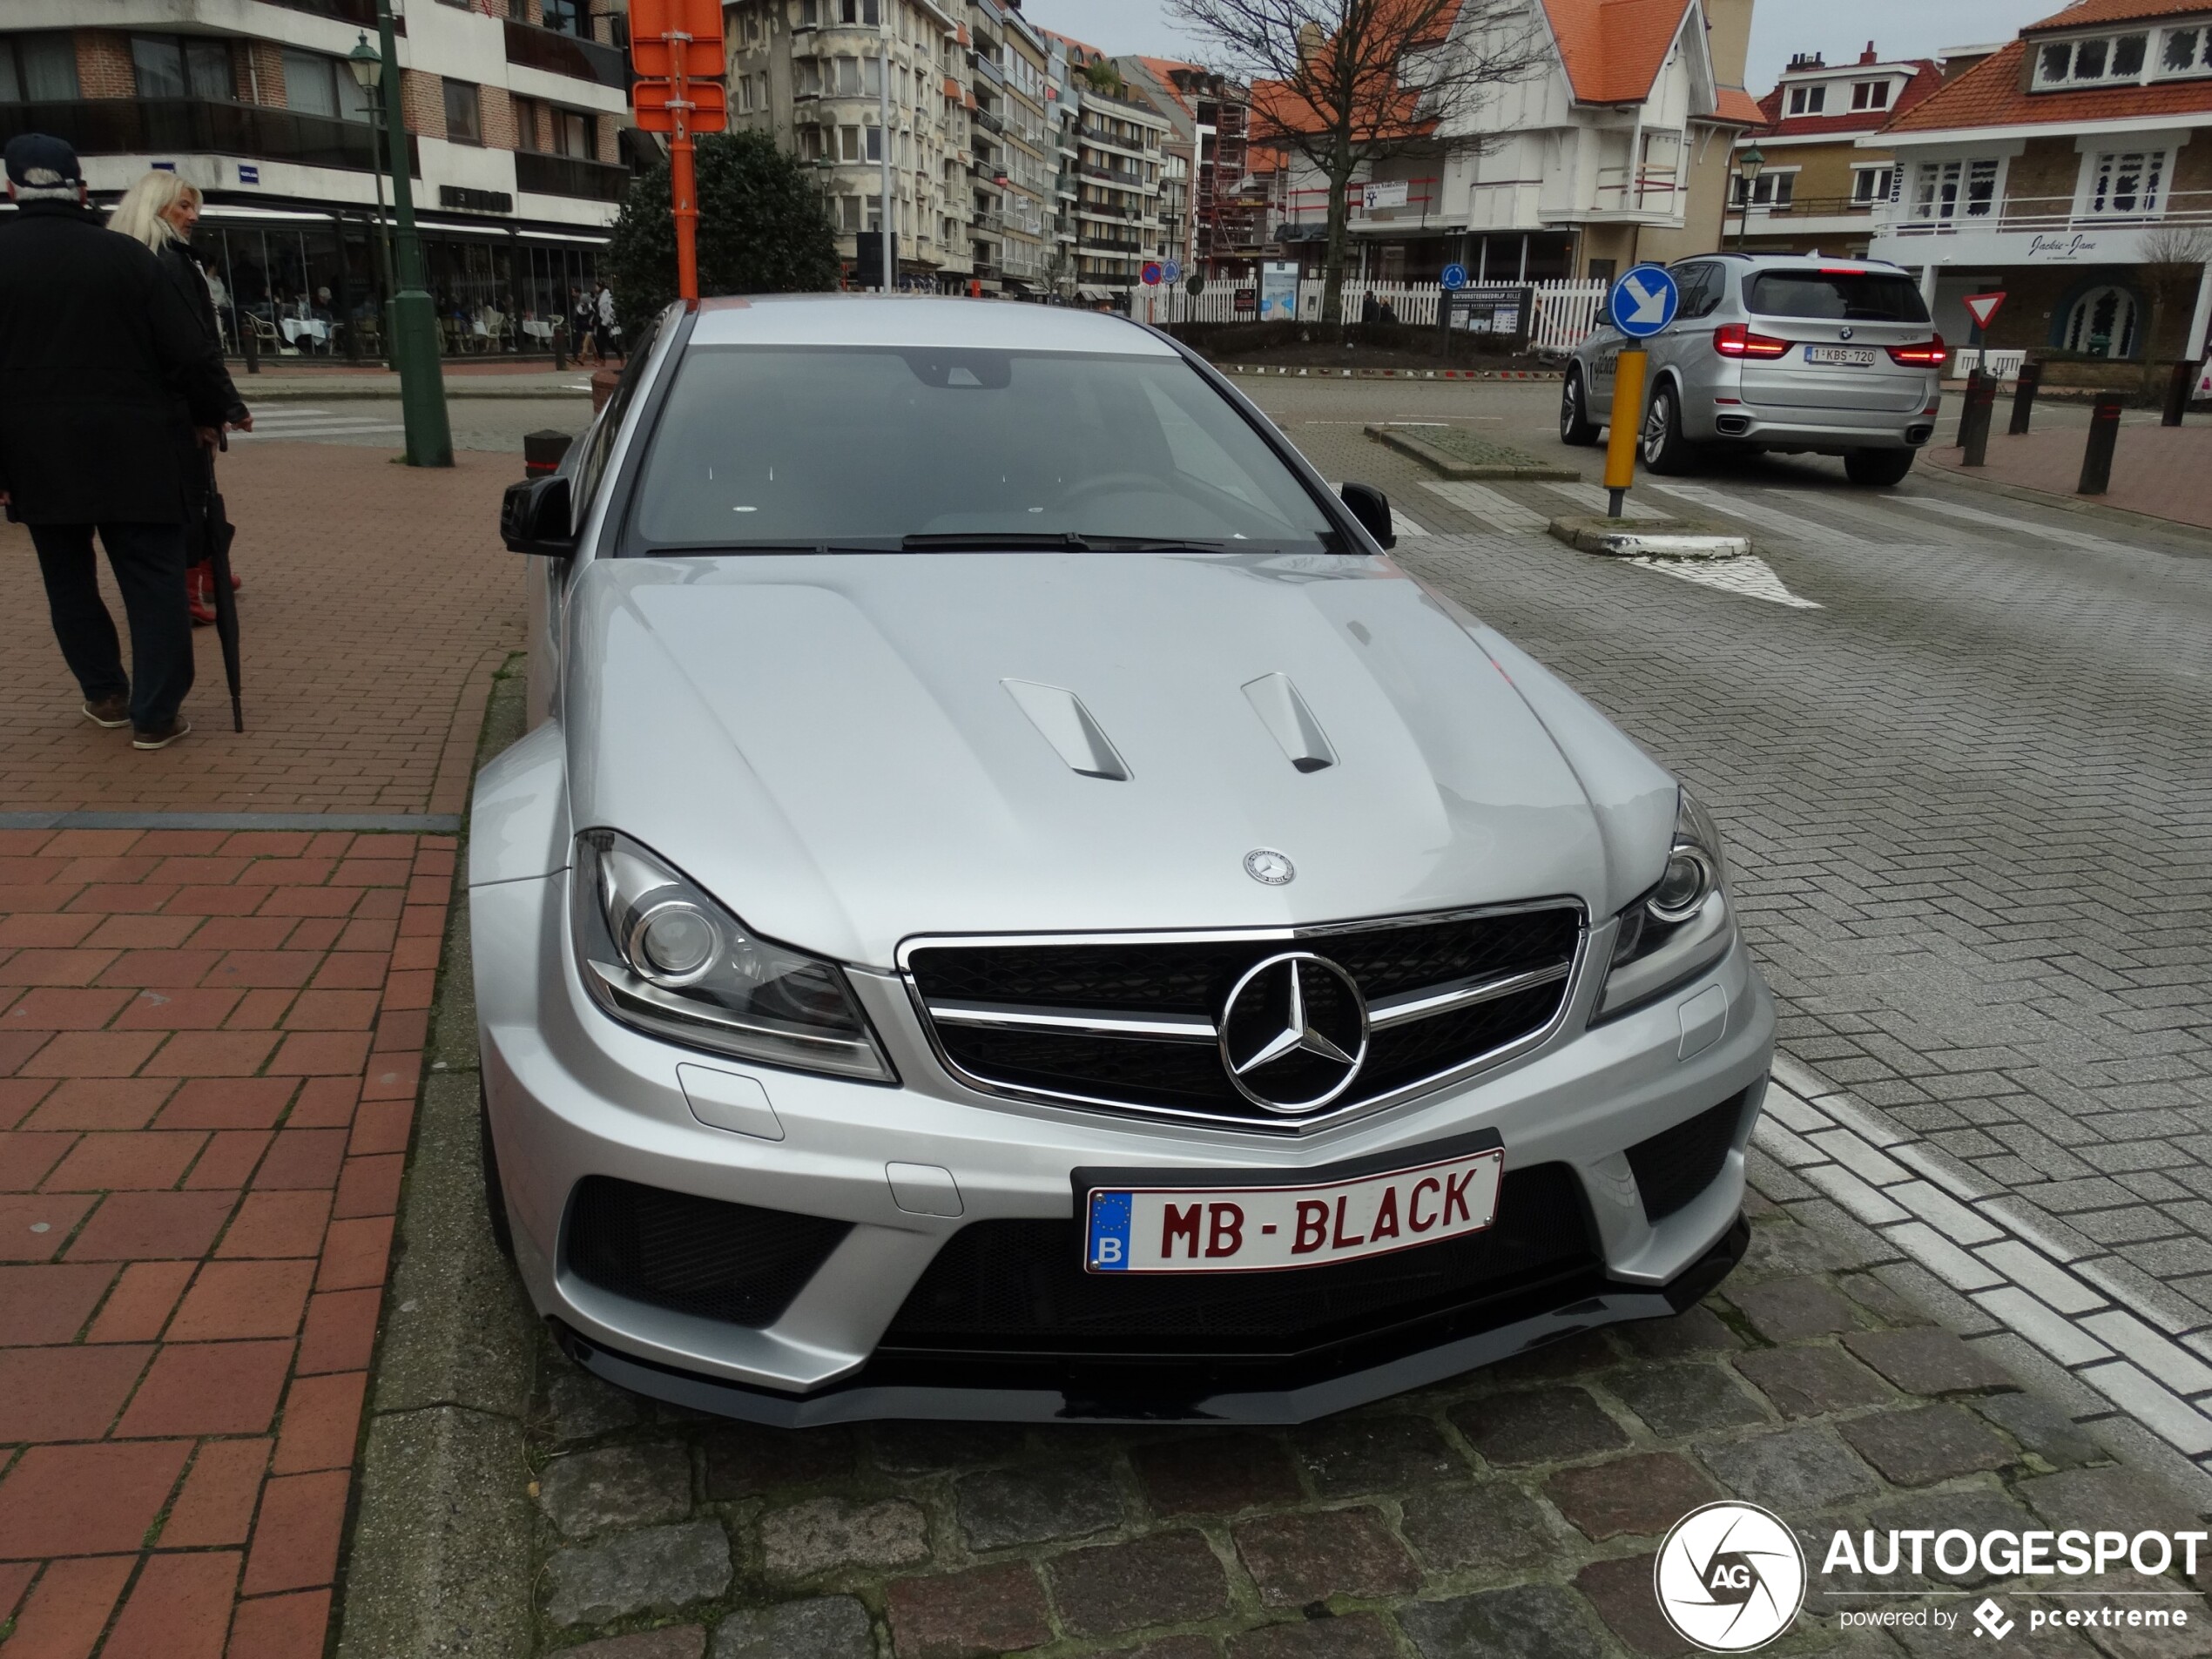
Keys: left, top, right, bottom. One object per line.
{"left": 1609, "top": 266, "right": 1679, "bottom": 338}
{"left": 1163, "top": 260, "right": 1182, "bottom": 285}
{"left": 1440, "top": 262, "right": 1467, "bottom": 291}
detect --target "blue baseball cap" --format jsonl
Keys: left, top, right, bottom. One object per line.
{"left": 4, "top": 132, "right": 84, "bottom": 191}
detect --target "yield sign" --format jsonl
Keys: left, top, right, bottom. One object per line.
{"left": 1963, "top": 291, "right": 2006, "bottom": 330}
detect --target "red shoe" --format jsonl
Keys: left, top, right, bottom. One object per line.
{"left": 186, "top": 564, "right": 216, "bottom": 627}
{"left": 227, "top": 567, "right": 242, "bottom": 592}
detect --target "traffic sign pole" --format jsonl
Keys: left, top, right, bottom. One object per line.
{"left": 632, "top": 0, "right": 725, "bottom": 307}
{"left": 669, "top": 31, "right": 698, "bottom": 302}
{"left": 1604, "top": 350, "right": 1647, "bottom": 518}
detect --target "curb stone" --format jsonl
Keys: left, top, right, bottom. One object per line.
{"left": 1547, "top": 516, "right": 1752, "bottom": 559}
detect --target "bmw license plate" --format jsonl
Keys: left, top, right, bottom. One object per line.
{"left": 1082, "top": 1147, "right": 1503, "bottom": 1274}
{"left": 1804, "top": 346, "right": 1878, "bottom": 366}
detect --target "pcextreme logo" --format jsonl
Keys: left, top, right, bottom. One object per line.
{"left": 1654, "top": 1501, "right": 1808, "bottom": 1652}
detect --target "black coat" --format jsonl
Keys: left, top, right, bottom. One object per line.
{"left": 159, "top": 238, "right": 243, "bottom": 417}
{"left": 0, "top": 200, "right": 234, "bottom": 525}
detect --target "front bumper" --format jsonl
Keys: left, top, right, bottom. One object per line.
{"left": 474, "top": 870, "right": 1777, "bottom": 1423}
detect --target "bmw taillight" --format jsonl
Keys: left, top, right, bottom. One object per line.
{"left": 1713, "top": 322, "right": 1791, "bottom": 359}
{"left": 1887, "top": 335, "right": 1947, "bottom": 368}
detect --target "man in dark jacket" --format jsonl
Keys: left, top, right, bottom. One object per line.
{"left": 0, "top": 135, "right": 239, "bottom": 750}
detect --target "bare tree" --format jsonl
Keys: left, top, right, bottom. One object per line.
{"left": 2139, "top": 224, "right": 2212, "bottom": 362}
{"left": 1167, "top": 0, "right": 1539, "bottom": 327}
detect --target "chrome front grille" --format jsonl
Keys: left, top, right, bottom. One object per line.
{"left": 903, "top": 902, "right": 1585, "bottom": 1130}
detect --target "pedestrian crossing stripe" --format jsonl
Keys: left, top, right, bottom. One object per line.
{"left": 1643, "top": 482, "right": 1871, "bottom": 549}
{"left": 1420, "top": 481, "right": 1548, "bottom": 534}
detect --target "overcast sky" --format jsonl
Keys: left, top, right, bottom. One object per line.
{"left": 1015, "top": 0, "right": 2060, "bottom": 96}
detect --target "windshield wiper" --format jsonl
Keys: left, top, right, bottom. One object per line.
{"left": 899, "top": 532, "right": 1231, "bottom": 553}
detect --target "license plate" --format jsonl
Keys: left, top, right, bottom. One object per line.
{"left": 1805, "top": 346, "right": 1878, "bottom": 366}
{"left": 1082, "top": 1147, "right": 1504, "bottom": 1274}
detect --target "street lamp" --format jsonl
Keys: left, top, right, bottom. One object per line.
{"left": 1734, "top": 144, "right": 1765, "bottom": 251}
{"left": 345, "top": 33, "right": 397, "bottom": 368}
{"left": 367, "top": 0, "right": 452, "bottom": 467}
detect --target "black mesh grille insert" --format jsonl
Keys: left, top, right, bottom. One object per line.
{"left": 883, "top": 1162, "right": 1597, "bottom": 1358}
{"left": 1626, "top": 1091, "right": 1750, "bottom": 1224}
{"left": 565, "top": 1176, "right": 851, "bottom": 1328}
{"left": 910, "top": 907, "right": 1581, "bottom": 1125}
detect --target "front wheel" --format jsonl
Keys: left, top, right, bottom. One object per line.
{"left": 1641, "top": 382, "right": 1696, "bottom": 475}
{"left": 1560, "top": 368, "right": 1602, "bottom": 446}
{"left": 1844, "top": 449, "right": 1914, "bottom": 487}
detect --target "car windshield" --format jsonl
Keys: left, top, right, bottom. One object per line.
{"left": 626, "top": 345, "right": 1339, "bottom": 553}
{"left": 1747, "top": 271, "right": 1929, "bottom": 323}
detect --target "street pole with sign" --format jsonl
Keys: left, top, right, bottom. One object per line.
{"left": 632, "top": 0, "right": 727, "bottom": 304}
{"left": 1602, "top": 265, "right": 1681, "bottom": 516}
{"left": 373, "top": 0, "right": 452, "bottom": 467}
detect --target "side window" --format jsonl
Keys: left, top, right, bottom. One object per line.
{"left": 1673, "top": 263, "right": 1722, "bottom": 320}
{"left": 570, "top": 312, "right": 664, "bottom": 532}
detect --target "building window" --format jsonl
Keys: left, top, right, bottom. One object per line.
{"left": 0, "top": 33, "right": 79, "bottom": 101}
{"left": 798, "top": 123, "right": 824, "bottom": 158}
{"left": 834, "top": 55, "right": 860, "bottom": 95}
{"left": 2085, "top": 149, "right": 2166, "bottom": 216}
{"left": 444, "top": 79, "right": 482, "bottom": 145}
{"left": 554, "top": 107, "right": 593, "bottom": 157}
{"left": 2159, "top": 26, "right": 2212, "bottom": 75}
{"left": 839, "top": 124, "right": 862, "bottom": 159}
{"left": 1911, "top": 158, "right": 1997, "bottom": 220}
{"left": 280, "top": 47, "right": 372, "bottom": 120}
{"left": 2064, "top": 286, "right": 2138, "bottom": 357}
{"left": 1730, "top": 170, "right": 1795, "bottom": 208}
{"left": 1851, "top": 165, "right": 1896, "bottom": 204}
{"left": 541, "top": 0, "right": 585, "bottom": 36}
{"left": 799, "top": 0, "right": 819, "bottom": 22}
{"left": 1786, "top": 83, "right": 1826, "bottom": 115}
{"left": 136, "top": 35, "right": 236, "bottom": 102}
{"left": 1851, "top": 79, "right": 1890, "bottom": 110}
{"left": 2036, "top": 32, "right": 2148, "bottom": 85}
{"left": 837, "top": 193, "right": 862, "bottom": 229}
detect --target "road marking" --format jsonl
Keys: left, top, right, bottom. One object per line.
{"left": 1908, "top": 495, "right": 2137, "bottom": 556}
{"left": 1420, "top": 481, "right": 1548, "bottom": 534}
{"left": 1764, "top": 489, "right": 1986, "bottom": 547}
{"left": 1644, "top": 481, "right": 1871, "bottom": 547}
{"left": 230, "top": 421, "right": 408, "bottom": 441}
{"left": 1623, "top": 555, "right": 1822, "bottom": 609}
{"left": 1756, "top": 1056, "right": 2212, "bottom": 1473}
{"left": 1548, "top": 482, "right": 1668, "bottom": 520}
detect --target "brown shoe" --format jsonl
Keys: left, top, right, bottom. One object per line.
{"left": 83, "top": 695, "right": 132, "bottom": 729}
{"left": 132, "top": 718, "right": 192, "bottom": 752}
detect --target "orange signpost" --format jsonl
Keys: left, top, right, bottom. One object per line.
{"left": 630, "top": 0, "right": 726, "bottom": 303}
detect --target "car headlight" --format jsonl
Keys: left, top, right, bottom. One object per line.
{"left": 1594, "top": 788, "right": 1737, "bottom": 1022}
{"left": 570, "top": 829, "right": 895, "bottom": 1082}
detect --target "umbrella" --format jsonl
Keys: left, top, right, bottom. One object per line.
{"left": 202, "top": 440, "right": 244, "bottom": 733}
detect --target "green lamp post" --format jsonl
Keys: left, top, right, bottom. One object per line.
{"left": 369, "top": 0, "right": 452, "bottom": 468}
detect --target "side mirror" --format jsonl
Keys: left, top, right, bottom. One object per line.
{"left": 501, "top": 474, "right": 575, "bottom": 556}
{"left": 1339, "top": 482, "right": 1395, "bottom": 550}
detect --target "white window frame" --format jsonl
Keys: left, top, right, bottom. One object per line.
{"left": 1909, "top": 156, "right": 2002, "bottom": 222}
{"left": 2033, "top": 30, "right": 2153, "bottom": 88}
{"left": 1729, "top": 166, "right": 1798, "bottom": 209}
{"left": 1850, "top": 79, "right": 1892, "bottom": 111}
{"left": 2156, "top": 24, "right": 2212, "bottom": 78}
{"left": 1785, "top": 84, "right": 1827, "bottom": 116}
{"left": 2080, "top": 147, "right": 2170, "bottom": 218}
{"left": 1850, "top": 163, "right": 1896, "bottom": 206}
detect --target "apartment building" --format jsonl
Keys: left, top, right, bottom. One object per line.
{"left": 1866, "top": 0, "right": 2212, "bottom": 368}
{"left": 1122, "top": 59, "right": 1267, "bottom": 279}
{"left": 1048, "top": 35, "right": 1171, "bottom": 302}
{"left": 1261, "top": 0, "right": 1764, "bottom": 284}
{"left": 725, "top": 0, "right": 973, "bottom": 287}
{"left": 966, "top": 0, "right": 1054, "bottom": 293}
{"left": 1729, "top": 46, "right": 1942, "bottom": 256}
{"left": 0, "top": 0, "right": 633, "bottom": 354}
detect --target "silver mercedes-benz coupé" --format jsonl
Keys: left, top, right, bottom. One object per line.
{"left": 473, "top": 293, "right": 1775, "bottom": 1425}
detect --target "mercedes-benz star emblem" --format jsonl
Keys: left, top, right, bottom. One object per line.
{"left": 1244, "top": 848, "right": 1295, "bottom": 886}
{"left": 1218, "top": 951, "right": 1370, "bottom": 1113}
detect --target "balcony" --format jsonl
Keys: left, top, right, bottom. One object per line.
{"left": 973, "top": 105, "right": 1004, "bottom": 135}
{"left": 268, "top": 0, "right": 385, "bottom": 23}
{"left": 0, "top": 98, "right": 410, "bottom": 177}
{"left": 515, "top": 150, "right": 631, "bottom": 202}
{"left": 503, "top": 18, "right": 628, "bottom": 90}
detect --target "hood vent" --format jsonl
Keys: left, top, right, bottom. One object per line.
{"left": 1001, "top": 679, "right": 1130, "bottom": 781}
{"left": 1243, "top": 672, "right": 1337, "bottom": 773}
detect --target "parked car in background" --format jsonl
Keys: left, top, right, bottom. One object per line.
{"left": 1561, "top": 254, "right": 1946, "bottom": 486}
{"left": 475, "top": 293, "right": 1777, "bottom": 1426}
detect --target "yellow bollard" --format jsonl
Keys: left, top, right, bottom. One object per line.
{"left": 1602, "top": 347, "right": 1647, "bottom": 519}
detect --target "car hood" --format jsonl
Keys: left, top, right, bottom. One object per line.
{"left": 565, "top": 552, "right": 1676, "bottom": 968}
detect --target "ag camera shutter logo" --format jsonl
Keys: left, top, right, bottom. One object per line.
{"left": 1655, "top": 1501, "right": 1807, "bottom": 1651}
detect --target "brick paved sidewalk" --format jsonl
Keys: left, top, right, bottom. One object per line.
{"left": 1923, "top": 426, "right": 2212, "bottom": 531}
{"left": 0, "top": 826, "right": 455, "bottom": 1657}
{"left": 0, "top": 445, "right": 522, "bottom": 817}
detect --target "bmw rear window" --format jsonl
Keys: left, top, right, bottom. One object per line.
{"left": 1748, "top": 272, "right": 1929, "bottom": 323}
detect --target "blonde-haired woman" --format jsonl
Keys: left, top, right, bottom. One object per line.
{"left": 109, "top": 171, "right": 250, "bottom": 623}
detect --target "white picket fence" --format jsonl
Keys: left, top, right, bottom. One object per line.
{"left": 1135, "top": 277, "right": 1611, "bottom": 354}
{"left": 1949, "top": 347, "right": 2028, "bottom": 384}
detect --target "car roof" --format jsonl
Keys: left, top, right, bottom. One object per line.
{"left": 1673, "top": 253, "right": 1906, "bottom": 272}
{"left": 686, "top": 293, "right": 1182, "bottom": 354}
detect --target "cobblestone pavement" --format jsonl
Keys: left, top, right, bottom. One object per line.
{"left": 1243, "top": 399, "right": 2212, "bottom": 1485}
{"left": 0, "top": 826, "right": 455, "bottom": 1656}
{"left": 0, "top": 445, "right": 522, "bottom": 816}
{"left": 510, "top": 1186, "right": 2207, "bottom": 1659}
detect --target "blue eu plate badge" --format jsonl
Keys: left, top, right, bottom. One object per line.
{"left": 1087, "top": 1190, "right": 1133, "bottom": 1271}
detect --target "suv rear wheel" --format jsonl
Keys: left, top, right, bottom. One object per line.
{"left": 1844, "top": 449, "right": 1914, "bottom": 487}
{"left": 1560, "top": 368, "right": 1601, "bottom": 446}
{"left": 1641, "top": 381, "right": 1696, "bottom": 475}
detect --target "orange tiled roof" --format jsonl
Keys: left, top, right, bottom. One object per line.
{"left": 1540, "top": 0, "right": 1695, "bottom": 104}
{"left": 1131, "top": 56, "right": 1200, "bottom": 117}
{"left": 1713, "top": 85, "right": 1766, "bottom": 125}
{"left": 2024, "top": 0, "right": 2212, "bottom": 29}
{"left": 1884, "top": 36, "right": 2212, "bottom": 132}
